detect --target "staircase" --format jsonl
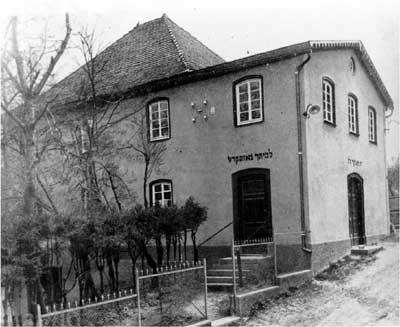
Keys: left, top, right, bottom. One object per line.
{"left": 207, "top": 253, "right": 274, "bottom": 289}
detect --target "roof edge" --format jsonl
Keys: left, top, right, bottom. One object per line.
{"left": 54, "top": 40, "right": 393, "bottom": 111}
{"left": 162, "top": 14, "right": 192, "bottom": 72}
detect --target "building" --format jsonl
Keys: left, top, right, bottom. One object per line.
{"left": 49, "top": 14, "right": 393, "bottom": 275}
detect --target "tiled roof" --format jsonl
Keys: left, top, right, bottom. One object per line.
{"left": 48, "top": 14, "right": 224, "bottom": 104}
{"left": 109, "top": 40, "right": 393, "bottom": 111}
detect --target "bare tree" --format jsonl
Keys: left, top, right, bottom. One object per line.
{"left": 1, "top": 14, "right": 72, "bottom": 318}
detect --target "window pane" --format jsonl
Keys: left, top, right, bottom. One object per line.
{"left": 251, "top": 110, "right": 261, "bottom": 119}
{"left": 151, "top": 112, "right": 159, "bottom": 120}
{"left": 154, "top": 184, "right": 162, "bottom": 192}
{"left": 251, "top": 90, "right": 260, "bottom": 100}
{"left": 250, "top": 81, "right": 259, "bottom": 90}
{"left": 150, "top": 104, "right": 159, "bottom": 113}
{"left": 155, "top": 193, "right": 162, "bottom": 201}
{"left": 240, "top": 103, "right": 249, "bottom": 112}
{"left": 251, "top": 100, "right": 260, "bottom": 109}
{"left": 161, "top": 119, "right": 168, "bottom": 127}
{"left": 160, "top": 110, "right": 168, "bottom": 118}
{"left": 163, "top": 183, "right": 171, "bottom": 191}
{"left": 153, "top": 129, "right": 160, "bottom": 138}
{"left": 152, "top": 120, "right": 160, "bottom": 129}
{"left": 161, "top": 128, "right": 169, "bottom": 136}
{"left": 160, "top": 101, "right": 168, "bottom": 110}
{"left": 239, "top": 93, "right": 248, "bottom": 102}
{"left": 238, "top": 84, "right": 248, "bottom": 93}
{"left": 164, "top": 191, "right": 171, "bottom": 199}
{"left": 240, "top": 112, "right": 249, "bottom": 121}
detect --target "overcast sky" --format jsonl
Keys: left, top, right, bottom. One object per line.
{"left": 1, "top": 0, "right": 399, "bottom": 161}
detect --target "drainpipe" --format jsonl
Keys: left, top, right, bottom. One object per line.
{"left": 295, "top": 52, "right": 312, "bottom": 253}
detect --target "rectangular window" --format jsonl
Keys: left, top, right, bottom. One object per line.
{"left": 149, "top": 100, "right": 170, "bottom": 141}
{"left": 235, "top": 78, "right": 263, "bottom": 126}
{"left": 322, "top": 78, "right": 335, "bottom": 125}
{"left": 368, "top": 107, "right": 377, "bottom": 144}
{"left": 348, "top": 95, "right": 359, "bottom": 135}
{"left": 151, "top": 180, "right": 172, "bottom": 207}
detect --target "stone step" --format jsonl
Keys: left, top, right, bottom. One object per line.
{"left": 207, "top": 269, "right": 250, "bottom": 276}
{"left": 351, "top": 245, "right": 383, "bottom": 255}
{"left": 211, "top": 316, "right": 241, "bottom": 326}
{"left": 207, "top": 282, "right": 234, "bottom": 290}
{"left": 207, "top": 276, "right": 241, "bottom": 284}
{"left": 214, "top": 258, "right": 273, "bottom": 270}
{"left": 219, "top": 255, "right": 271, "bottom": 262}
{"left": 186, "top": 319, "right": 212, "bottom": 327}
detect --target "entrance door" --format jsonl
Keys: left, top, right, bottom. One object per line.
{"left": 348, "top": 173, "right": 366, "bottom": 245}
{"left": 233, "top": 169, "right": 272, "bottom": 241}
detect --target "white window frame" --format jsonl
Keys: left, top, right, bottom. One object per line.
{"left": 322, "top": 78, "right": 335, "bottom": 124}
{"left": 148, "top": 100, "right": 170, "bottom": 141}
{"left": 235, "top": 78, "right": 263, "bottom": 126}
{"left": 368, "top": 107, "right": 377, "bottom": 143}
{"left": 348, "top": 95, "right": 359, "bottom": 135}
{"left": 151, "top": 180, "right": 172, "bottom": 207}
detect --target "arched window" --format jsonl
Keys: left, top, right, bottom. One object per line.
{"left": 150, "top": 179, "right": 173, "bottom": 207}
{"left": 350, "top": 57, "right": 356, "bottom": 75}
{"left": 322, "top": 78, "right": 336, "bottom": 125}
{"left": 368, "top": 106, "right": 377, "bottom": 144}
{"left": 348, "top": 94, "right": 359, "bottom": 135}
{"left": 148, "top": 98, "right": 170, "bottom": 141}
{"left": 233, "top": 76, "right": 264, "bottom": 126}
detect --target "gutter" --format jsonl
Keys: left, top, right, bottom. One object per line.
{"left": 295, "top": 52, "right": 313, "bottom": 253}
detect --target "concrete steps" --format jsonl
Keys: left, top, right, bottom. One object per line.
{"left": 211, "top": 316, "right": 241, "bottom": 326}
{"left": 207, "top": 254, "right": 273, "bottom": 290}
{"left": 351, "top": 244, "right": 383, "bottom": 255}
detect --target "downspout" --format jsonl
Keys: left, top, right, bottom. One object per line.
{"left": 295, "top": 52, "right": 312, "bottom": 253}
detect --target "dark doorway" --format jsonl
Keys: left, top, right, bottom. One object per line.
{"left": 348, "top": 173, "right": 366, "bottom": 245}
{"left": 232, "top": 168, "right": 273, "bottom": 241}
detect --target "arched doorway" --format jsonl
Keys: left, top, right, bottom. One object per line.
{"left": 232, "top": 168, "right": 273, "bottom": 242}
{"left": 347, "top": 173, "right": 366, "bottom": 245}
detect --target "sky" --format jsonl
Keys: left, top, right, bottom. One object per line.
{"left": 1, "top": 0, "right": 399, "bottom": 162}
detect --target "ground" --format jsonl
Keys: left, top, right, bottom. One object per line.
{"left": 240, "top": 236, "right": 399, "bottom": 327}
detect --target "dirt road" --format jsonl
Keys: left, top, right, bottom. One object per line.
{"left": 244, "top": 237, "right": 399, "bottom": 326}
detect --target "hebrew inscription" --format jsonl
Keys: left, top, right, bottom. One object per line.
{"left": 227, "top": 149, "right": 273, "bottom": 164}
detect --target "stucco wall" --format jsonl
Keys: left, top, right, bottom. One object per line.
{"left": 303, "top": 49, "right": 389, "bottom": 246}
{"left": 114, "top": 57, "right": 306, "bottom": 247}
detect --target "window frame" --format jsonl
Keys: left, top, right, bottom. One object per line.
{"left": 149, "top": 179, "right": 173, "bottom": 207}
{"left": 322, "top": 77, "right": 336, "bottom": 126}
{"left": 348, "top": 94, "right": 359, "bottom": 136}
{"left": 233, "top": 75, "right": 264, "bottom": 127}
{"left": 147, "top": 98, "right": 171, "bottom": 142}
{"left": 368, "top": 106, "right": 377, "bottom": 144}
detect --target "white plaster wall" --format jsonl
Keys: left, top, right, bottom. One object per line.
{"left": 303, "top": 49, "right": 389, "bottom": 245}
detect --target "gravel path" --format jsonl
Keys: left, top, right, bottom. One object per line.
{"left": 242, "top": 237, "right": 399, "bottom": 327}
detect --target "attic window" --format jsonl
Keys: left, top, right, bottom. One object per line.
{"left": 350, "top": 57, "right": 356, "bottom": 75}
{"left": 148, "top": 99, "right": 170, "bottom": 142}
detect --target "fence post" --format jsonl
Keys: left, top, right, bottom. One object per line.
{"left": 135, "top": 268, "right": 141, "bottom": 327}
{"left": 236, "top": 249, "right": 243, "bottom": 287}
{"left": 273, "top": 233, "right": 278, "bottom": 284}
{"left": 203, "top": 258, "right": 208, "bottom": 319}
{"left": 36, "top": 305, "right": 42, "bottom": 327}
{"left": 231, "top": 238, "right": 237, "bottom": 314}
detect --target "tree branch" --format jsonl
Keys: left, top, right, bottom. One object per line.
{"left": 1, "top": 103, "right": 25, "bottom": 130}
{"left": 33, "top": 13, "right": 72, "bottom": 96}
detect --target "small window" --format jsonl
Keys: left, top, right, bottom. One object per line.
{"left": 150, "top": 180, "right": 173, "bottom": 207}
{"left": 148, "top": 99, "right": 170, "bottom": 141}
{"left": 350, "top": 57, "right": 356, "bottom": 75}
{"left": 368, "top": 107, "right": 377, "bottom": 144}
{"left": 322, "top": 78, "right": 336, "bottom": 125}
{"left": 348, "top": 95, "right": 359, "bottom": 135}
{"left": 234, "top": 77, "right": 263, "bottom": 126}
